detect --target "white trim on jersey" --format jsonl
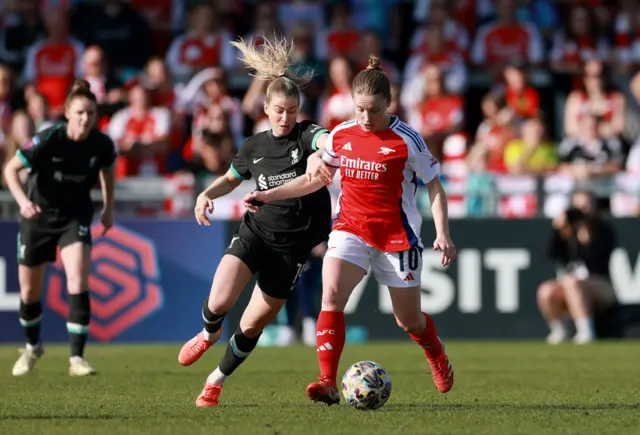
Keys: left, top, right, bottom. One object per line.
{"left": 392, "top": 121, "right": 440, "bottom": 184}
{"left": 392, "top": 121, "right": 441, "bottom": 249}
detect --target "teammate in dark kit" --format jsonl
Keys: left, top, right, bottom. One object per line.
{"left": 3, "top": 80, "right": 116, "bottom": 377}
{"left": 177, "top": 37, "right": 332, "bottom": 407}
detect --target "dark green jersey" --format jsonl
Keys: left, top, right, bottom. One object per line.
{"left": 17, "top": 123, "right": 116, "bottom": 217}
{"left": 231, "top": 121, "right": 332, "bottom": 253}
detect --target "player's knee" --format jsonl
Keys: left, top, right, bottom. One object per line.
{"left": 207, "top": 296, "right": 235, "bottom": 314}
{"left": 537, "top": 282, "right": 559, "bottom": 304}
{"left": 19, "top": 276, "right": 42, "bottom": 303}
{"left": 320, "top": 287, "right": 347, "bottom": 312}
{"left": 19, "top": 285, "right": 40, "bottom": 303}
{"left": 238, "top": 309, "right": 270, "bottom": 338}
{"left": 238, "top": 324, "right": 263, "bottom": 339}
{"left": 207, "top": 286, "right": 238, "bottom": 313}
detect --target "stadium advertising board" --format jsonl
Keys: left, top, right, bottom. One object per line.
{"left": 0, "top": 219, "right": 639, "bottom": 342}
{"left": 0, "top": 220, "right": 226, "bottom": 343}
{"left": 225, "top": 219, "right": 640, "bottom": 340}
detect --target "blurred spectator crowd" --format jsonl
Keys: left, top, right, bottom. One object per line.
{"left": 3, "top": 0, "right": 640, "bottom": 218}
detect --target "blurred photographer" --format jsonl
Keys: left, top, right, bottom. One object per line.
{"left": 537, "top": 190, "right": 617, "bottom": 344}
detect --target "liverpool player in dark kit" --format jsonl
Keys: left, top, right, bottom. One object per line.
{"left": 177, "top": 36, "right": 332, "bottom": 407}
{"left": 3, "top": 80, "right": 116, "bottom": 377}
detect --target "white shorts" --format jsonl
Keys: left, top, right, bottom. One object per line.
{"left": 325, "top": 230, "right": 422, "bottom": 288}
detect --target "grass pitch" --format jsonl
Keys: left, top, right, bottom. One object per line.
{"left": 1, "top": 341, "right": 639, "bottom": 434}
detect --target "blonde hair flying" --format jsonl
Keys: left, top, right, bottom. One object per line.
{"left": 230, "top": 35, "right": 313, "bottom": 102}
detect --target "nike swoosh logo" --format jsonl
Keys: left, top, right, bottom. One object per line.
{"left": 253, "top": 157, "right": 264, "bottom": 164}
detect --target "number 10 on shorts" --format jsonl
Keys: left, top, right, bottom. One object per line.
{"left": 398, "top": 247, "right": 422, "bottom": 272}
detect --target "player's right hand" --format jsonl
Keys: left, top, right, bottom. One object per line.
{"left": 243, "top": 191, "right": 266, "bottom": 213}
{"left": 194, "top": 194, "right": 214, "bottom": 226}
{"left": 19, "top": 200, "right": 41, "bottom": 219}
{"left": 306, "top": 153, "right": 332, "bottom": 185}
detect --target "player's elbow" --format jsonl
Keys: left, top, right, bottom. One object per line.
{"left": 426, "top": 174, "right": 443, "bottom": 195}
{"left": 224, "top": 170, "right": 244, "bottom": 189}
{"left": 426, "top": 175, "right": 447, "bottom": 204}
{"left": 4, "top": 155, "right": 22, "bottom": 176}
{"left": 3, "top": 156, "right": 23, "bottom": 186}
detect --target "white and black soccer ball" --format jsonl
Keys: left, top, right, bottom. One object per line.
{"left": 341, "top": 360, "right": 392, "bottom": 410}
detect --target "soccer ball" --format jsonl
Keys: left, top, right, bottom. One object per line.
{"left": 341, "top": 360, "right": 392, "bottom": 410}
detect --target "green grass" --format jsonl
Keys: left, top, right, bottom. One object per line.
{"left": 1, "top": 342, "right": 639, "bottom": 434}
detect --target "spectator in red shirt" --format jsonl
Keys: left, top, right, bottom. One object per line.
{"left": 183, "top": 102, "right": 235, "bottom": 163}
{"left": 165, "top": 3, "right": 235, "bottom": 85}
{"left": 319, "top": 56, "right": 354, "bottom": 131}
{"left": 81, "top": 45, "right": 124, "bottom": 130}
{"left": 466, "top": 92, "right": 516, "bottom": 175}
{"left": 176, "top": 66, "right": 243, "bottom": 146}
{"left": 503, "top": 64, "right": 539, "bottom": 121}
{"left": 108, "top": 82, "right": 171, "bottom": 178}
{"left": 471, "top": 0, "right": 543, "bottom": 74}
{"left": 315, "top": 4, "right": 359, "bottom": 61}
{"left": 550, "top": 5, "right": 609, "bottom": 78}
{"left": 402, "top": 23, "right": 468, "bottom": 111}
{"left": 408, "top": 64, "right": 464, "bottom": 160}
{"left": 564, "top": 60, "right": 626, "bottom": 140}
{"left": 22, "top": 7, "right": 84, "bottom": 117}
{"left": 142, "top": 57, "right": 176, "bottom": 110}
{"left": 411, "top": 0, "right": 470, "bottom": 59}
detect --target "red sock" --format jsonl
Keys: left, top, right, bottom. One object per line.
{"left": 409, "top": 313, "right": 443, "bottom": 360}
{"left": 316, "top": 310, "right": 345, "bottom": 384}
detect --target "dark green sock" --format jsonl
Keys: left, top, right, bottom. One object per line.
{"left": 67, "top": 293, "right": 91, "bottom": 357}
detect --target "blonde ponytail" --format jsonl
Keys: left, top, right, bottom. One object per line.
{"left": 230, "top": 35, "right": 314, "bottom": 102}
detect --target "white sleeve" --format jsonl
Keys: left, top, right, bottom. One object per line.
{"left": 321, "top": 130, "right": 340, "bottom": 168}
{"left": 151, "top": 108, "right": 171, "bottom": 137}
{"left": 108, "top": 109, "right": 129, "bottom": 141}
{"left": 404, "top": 127, "right": 440, "bottom": 184}
{"left": 175, "top": 67, "right": 214, "bottom": 111}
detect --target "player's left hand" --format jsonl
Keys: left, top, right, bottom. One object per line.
{"left": 433, "top": 234, "right": 456, "bottom": 267}
{"left": 100, "top": 206, "right": 114, "bottom": 235}
{"left": 306, "top": 153, "right": 332, "bottom": 185}
{"left": 243, "top": 191, "right": 266, "bottom": 213}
